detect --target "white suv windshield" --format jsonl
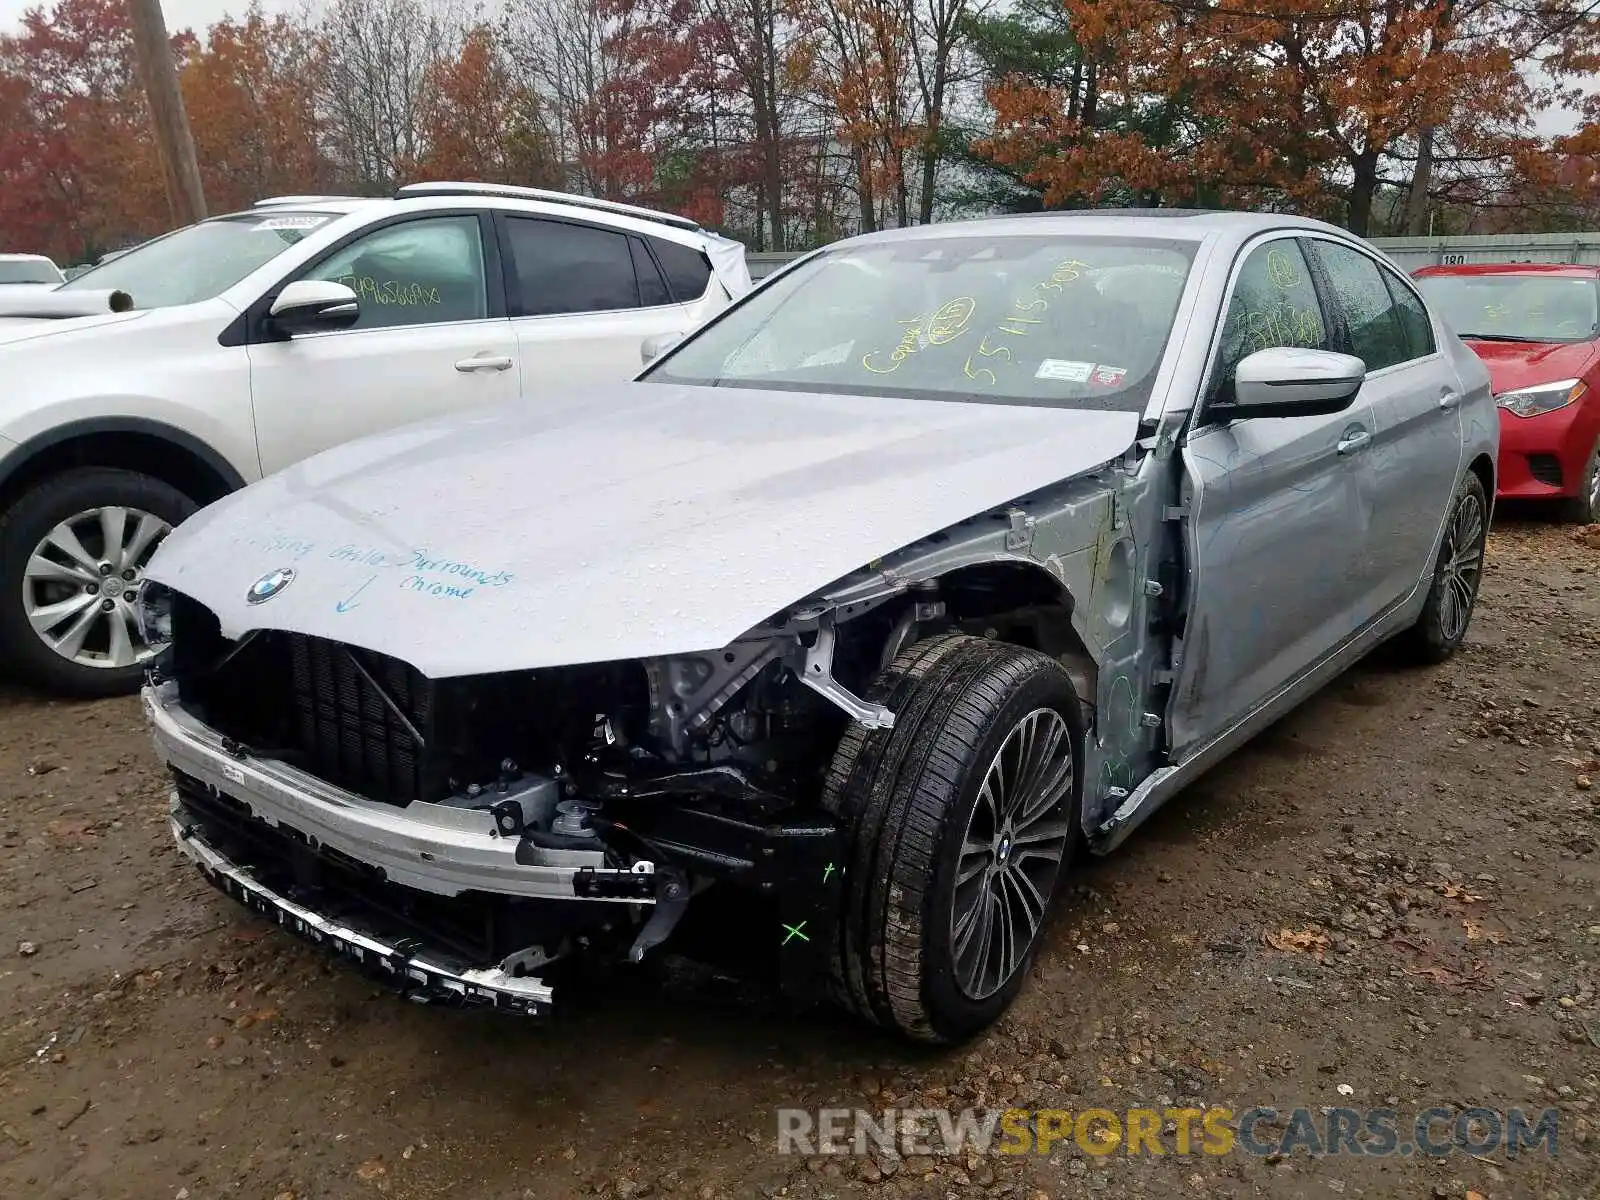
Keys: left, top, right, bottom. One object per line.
{"left": 647, "top": 235, "right": 1196, "bottom": 410}
{"left": 59, "top": 211, "right": 337, "bottom": 308}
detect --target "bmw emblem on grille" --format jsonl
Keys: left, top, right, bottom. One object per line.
{"left": 247, "top": 567, "right": 296, "bottom": 604}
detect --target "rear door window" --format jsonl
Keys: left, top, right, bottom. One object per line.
{"left": 1306, "top": 240, "right": 1408, "bottom": 371}
{"left": 504, "top": 217, "right": 641, "bottom": 316}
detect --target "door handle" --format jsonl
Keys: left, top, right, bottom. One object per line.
{"left": 1438, "top": 390, "right": 1463, "bottom": 410}
{"left": 454, "top": 354, "right": 514, "bottom": 373}
{"left": 1336, "top": 429, "right": 1372, "bottom": 456}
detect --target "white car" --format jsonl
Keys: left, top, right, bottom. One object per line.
{"left": 0, "top": 183, "right": 751, "bottom": 696}
{"left": 0, "top": 253, "right": 65, "bottom": 287}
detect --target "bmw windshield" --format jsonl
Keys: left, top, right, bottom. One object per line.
{"left": 59, "top": 211, "right": 337, "bottom": 309}
{"left": 645, "top": 235, "right": 1197, "bottom": 411}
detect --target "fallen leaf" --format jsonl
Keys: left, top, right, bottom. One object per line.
{"left": 356, "top": 1160, "right": 386, "bottom": 1181}
{"left": 1263, "top": 928, "right": 1330, "bottom": 955}
{"left": 1408, "top": 965, "right": 1462, "bottom": 986}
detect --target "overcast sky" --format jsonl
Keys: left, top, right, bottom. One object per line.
{"left": 0, "top": 0, "right": 295, "bottom": 35}
{"left": 0, "top": 0, "right": 1586, "bottom": 137}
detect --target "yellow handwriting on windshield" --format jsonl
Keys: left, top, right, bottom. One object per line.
{"left": 862, "top": 296, "right": 976, "bottom": 373}
{"left": 927, "top": 296, "right": 976, "bottom": 345}
{"left": 1034, "top": 259, "right": 1088, "bottom": 294}
{"left": 963, "top": 259, "right": 1085, "bottom": 385}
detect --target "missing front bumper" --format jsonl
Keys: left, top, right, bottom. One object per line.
{"left": 172, "top": 815, "right": 555, "bottom": 1014}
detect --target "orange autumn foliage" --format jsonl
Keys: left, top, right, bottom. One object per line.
{"left": 978, "top": 0, "right": 1565, "bottom": 234}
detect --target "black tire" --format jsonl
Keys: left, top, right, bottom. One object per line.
{"left": 0, "top": 467, "right": 196, "bottom": 697}
{"left": 1395, "top": 471, "right": 1489, "bottom": 665}
{"left": 822, "top": 633, "right": 1082, "bottom": 1044}
{"left": 1558, "top": 436, "right": 1600, "bottom": 525}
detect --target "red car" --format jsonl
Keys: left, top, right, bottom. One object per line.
{"left": 1413, "top": 263, "right": 1600, "bottom": 523}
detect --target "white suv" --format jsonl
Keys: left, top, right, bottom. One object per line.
{"left": 0, "top": 183, "right": 751, "bottom": 696}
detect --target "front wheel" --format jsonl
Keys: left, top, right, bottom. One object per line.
{"left": 0, "top": 467, "right": 196, "bottom": 697}
{"left": 1395, "top": 471, "right": 1489, "bottom": 664}
{"left": 1559, "top": 436, "right": 1600, "bottom": 525}
{"left": 823, "top": 634, "right": 1082, "bottom": 1044}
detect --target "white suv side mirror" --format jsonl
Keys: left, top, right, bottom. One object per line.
{"left": 640, "top": 330, "right": 684, "bottom": 365}
{"left": 270, "top": 280, "right": 360, "bottom": 335}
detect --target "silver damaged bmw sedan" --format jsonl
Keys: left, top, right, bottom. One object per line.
{"left": 137, "top": 210, "right": 1496, "bottom": 1043}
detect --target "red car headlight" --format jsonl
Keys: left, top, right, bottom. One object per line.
{"left": 1495, "top": 379, "right": 1587, "bottom": 418}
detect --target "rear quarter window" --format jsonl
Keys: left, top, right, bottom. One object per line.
{"left": 648, "top": 237, "right": 713, "bottom": 302}
{"left": 1384, "top": 272, "right": 1436, "bottom": 360}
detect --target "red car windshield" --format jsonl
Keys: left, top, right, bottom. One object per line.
{"left": 1415, "top": 272, "right": 1600, "bottom": 344}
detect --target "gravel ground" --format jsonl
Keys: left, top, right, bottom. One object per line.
{"left": 1, "top": 519, "right": 1597, "bottom": 1200}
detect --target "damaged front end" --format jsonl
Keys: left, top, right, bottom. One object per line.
{"left": 147, "top": 589, "right": 923, "bottom": 1013}
{"left": 143, "top": 429, "right": 1168, "bottom": 1027}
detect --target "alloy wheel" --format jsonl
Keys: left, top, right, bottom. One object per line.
{"left": 1437, "top": 489, "right": 1485, "bottom": 643}
{"left": 950, "top": 706, "right": 1075, "bottom": 1000}
{"left": 22, "top": 505, "right": 171, "bottom": 669}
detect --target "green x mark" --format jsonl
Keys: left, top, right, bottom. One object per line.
{"left": 782, "top": 921, "right": 810, "bottom": 945}
{"left": 822, "top": 862, "right": 837, "bottom": 883}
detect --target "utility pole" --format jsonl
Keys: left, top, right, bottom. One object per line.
{"left": 127, "top": 0, "right": 206, "bottom": 226}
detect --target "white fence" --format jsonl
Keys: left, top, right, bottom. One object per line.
{"left": 1369, "top": 234, "right": 1600, "bottom": 272}
{"left": 745, "top": 233, "right": 1600, "bottom": 279}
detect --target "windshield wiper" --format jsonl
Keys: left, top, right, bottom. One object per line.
{"left": 1456, "top": 332, "right": 1561, "bottom": 343}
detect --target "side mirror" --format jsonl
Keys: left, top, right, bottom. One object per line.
{"left": 1225, "top": 347, "right": 1367, "bottom": 419}
{"left": 269, "top": 280, "right": 359, "bottom": 335}
{"left": 640, "top": 330, "right": 684, "bottom": 365}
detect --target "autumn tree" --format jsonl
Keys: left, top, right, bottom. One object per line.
{"left": 696, "top": 0, "right": 814, "bottom": 248}
{"left": 967, "top": 0, "right": 1217, "bottom": 211}
{"left": 179, "top": 4, "right": 331, "bottom": 213}
{"left": 976, "top": 0, "right": 1571, "bottom": 234}
{"left": 414, "top": 24, "right": 560, "bottom": 185}
{"left": 804, "top": 0, "right": 919, "bottom": 230}
{"left": 0, "top": 0, "right": 166, "bottom": 260}
{"left": 316, "top": 0, "right": 460, "bottom": 191}
{"left": 903, "top": 0, "right": 985, "bottom": 223}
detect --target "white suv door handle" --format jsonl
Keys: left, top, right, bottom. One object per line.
{"left": 1438, "top": 390, "right": 1462, "bottom": 410}
{"left": 454, "top": 353, "right": 514, "bottom": 373}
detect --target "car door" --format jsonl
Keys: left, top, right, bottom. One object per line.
{"left": 496, "top": 214, "right": 703, "bottom": 398}
{"left": 247, "top": 212, "right": 516, "bottom": 475}
{"left": 1304, "top": 237, "right": 1464, "bottom": 614}
{"left": 1168, "top": 235, "right": 1380, "bottom": 761}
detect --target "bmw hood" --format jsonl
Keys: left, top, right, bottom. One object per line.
{"left": 147, "top": 383, "right": 1139, "bottom": 676}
